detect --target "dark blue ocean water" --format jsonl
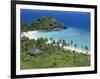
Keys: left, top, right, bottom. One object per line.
{"left": 21, "top": 9, "right": 91, "bottom": 51}
{"left": 21, "top": 9, "right": 90, "bottom": 32}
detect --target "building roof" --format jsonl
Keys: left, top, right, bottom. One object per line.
{"left": 28, "top": 48, "right": 41, "bottom": 55}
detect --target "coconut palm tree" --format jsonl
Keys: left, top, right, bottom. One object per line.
{"left": 84, "top": 45, "right": 88, "bottom": 53}
{"left": 70, "top": 40, "right": 73, "bottom": 46}
{"left": 59, "top": 39, "right": 62, "bottom": 43}
{"left": 57, "top": 41, "right": 60, "bottom": 46}
{"left": 50, "top": 37, "right": 53, "bottom": 41}
{"left": 62, "top": 40, "right": 64, "bottom": 47}
{"left": 74, "top": 43, "right": 77, "bottom": 49}
{"left": 62, "top": 40, "right": 67, "bottom": 47}
{"left": 52, "top": 40, "right": 56, "bottom": 44}
{"left": 45, "top": 37, "right": 48, "bottom": 42}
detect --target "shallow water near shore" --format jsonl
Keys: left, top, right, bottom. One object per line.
{"left": 26, "top": 27, "right": 90, "bottom": 51}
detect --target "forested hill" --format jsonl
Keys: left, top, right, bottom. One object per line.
{"left": 21, "top": 16, "right": 66, "bottom": 32}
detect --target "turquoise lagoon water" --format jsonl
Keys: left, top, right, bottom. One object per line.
{"left": 32, "top": 27, "right": 90, "bottom": 51}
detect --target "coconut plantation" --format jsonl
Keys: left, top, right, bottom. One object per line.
{"left": 21, "top": 36, "right": 90, "bottom": 69}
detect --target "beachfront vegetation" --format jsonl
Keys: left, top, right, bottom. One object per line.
{"left": 20, "top": 37, "right": 90, "bottom": 69}
{"left": 21, "top": 16, "right": 66, "bottom": 32}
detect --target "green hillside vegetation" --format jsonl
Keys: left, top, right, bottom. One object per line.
{"left": 21, "top": 37, "right": 90, "bottom": 69}
{"left": 21, "top": 16, "right": 65, "bottom": 32}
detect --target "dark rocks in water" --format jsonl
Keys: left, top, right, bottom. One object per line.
{"left": 28, "top": 48, "right": 41, "bottom": 56}
{"left": 64, "top": 26, "right": 67, "bottom": 29}
{"left": 64, "top": 26, "right": 69, "bottom": 29}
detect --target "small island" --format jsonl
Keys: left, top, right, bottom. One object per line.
{"left": 21, "top": 16, "right": 67, "bottom": 32}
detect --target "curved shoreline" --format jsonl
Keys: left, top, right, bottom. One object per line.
{"left": 21, "top": 31, "right": 90, "bottom": 54}
{"left": 46, "top": 41, "right": 90, "bottom": 54}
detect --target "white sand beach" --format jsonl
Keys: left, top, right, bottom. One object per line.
{"left": 21, "top": 31, "right": 90, "bottom": 55}
{"left": 63, "top": 46, "right": 90, "bottom": 54}
{"left": 21, "top": 31, "right": 39, "bottom": 40}
{"left": 46, "top": 40, "right": 90, "bottom": 54}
